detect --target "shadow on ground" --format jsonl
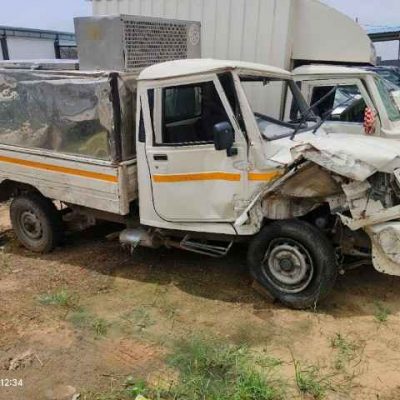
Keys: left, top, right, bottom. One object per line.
{"left": 3, "top": 222, "right": 400, "bottom": 319}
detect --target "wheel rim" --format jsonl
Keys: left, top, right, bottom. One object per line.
{"left": 19, "top": 211, "right": 43, "bottom": 240}
{"left": 261, "top": 238, "right": 314, "bottom": 294}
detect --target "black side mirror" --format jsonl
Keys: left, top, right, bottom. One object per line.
{"left": 213, "top": 122, "right": 237, "bottom": 157}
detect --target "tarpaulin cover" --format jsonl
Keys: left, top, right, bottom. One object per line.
{"left": 0, "top": 68, "right": 137, "bottom": 161}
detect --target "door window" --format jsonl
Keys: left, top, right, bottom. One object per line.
{"left": 311, "top": 85, "right": 366, "bottom": 123}
{"left": 157, "top": 81, "right": 230, "bottom": 145}
{"left": 375, "top": 76, "right": 400, "bottom": 122}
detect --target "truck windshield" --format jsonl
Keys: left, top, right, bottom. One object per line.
{"left": 375, "top": 76, "right": 400, "bottom": 122}
{"left": 239, "top": 75, "right": 315, "bottom": 140}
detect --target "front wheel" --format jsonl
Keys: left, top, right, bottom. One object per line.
{"left": 248, "top": 220, "right": 337, "bottom": 309}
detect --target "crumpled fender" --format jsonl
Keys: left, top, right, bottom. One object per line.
{"left": 367, "top": 223, "right": 400, "bottom": 276}
{"left": 236, "top": 133, "right": 400, "bottom": 229}
{"left": 290, "top": 134, "right": 400, "bottom": 181}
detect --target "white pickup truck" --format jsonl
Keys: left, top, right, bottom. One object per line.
{"left": 2, "top": 59, "right": 400, "bottom": 309}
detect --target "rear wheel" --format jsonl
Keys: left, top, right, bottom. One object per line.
{"left": 248, "top": 220, "right": 337, "bottom": 309}
{"left": 10, "top": 193, "right": 63, "bottom": 253}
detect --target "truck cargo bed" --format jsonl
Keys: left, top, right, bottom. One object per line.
{"left": 0, "top": 66, "right": 138, "bottom": 215}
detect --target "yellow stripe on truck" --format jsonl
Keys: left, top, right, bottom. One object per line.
{"left": 248, "top": 171, "right": 283, "bottom": 181}
{"left": 0, "top": 155, "right": 118, "bottom": 183}
{"left": 153, "top": 170, "right": 283, "bottom": 183}
{"left": 153, "top": 172, "right": 241, "bottom": 182}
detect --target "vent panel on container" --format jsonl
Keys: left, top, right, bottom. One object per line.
{"left": 75, "top": 15, "right": 201, "bottom": 71}
{"left": 123, "top": 19, "right": 188, "bottom": 70}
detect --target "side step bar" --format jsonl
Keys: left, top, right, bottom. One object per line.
{"left": 179, "top": 235, "right": 233, "bottom": 258}
{"left": 119, "top": 228, "right": 233, "bottom": 258}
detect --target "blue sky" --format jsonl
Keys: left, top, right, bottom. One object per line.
{"left": 0, "top": 0, "right": 399, "bottom": 59}
{"left": 0, "top": 0, "right": 90, "bottom": 32}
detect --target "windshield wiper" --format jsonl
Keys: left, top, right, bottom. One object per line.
{"left": 311, "top": 95, "right": 358, "bottom": 134}
{"left": 291, "top": 85, "right": 338, "bottom": 140}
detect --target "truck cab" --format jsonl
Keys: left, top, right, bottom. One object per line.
{"left": 135, "top": 59, "right": 314, "bottom": 235}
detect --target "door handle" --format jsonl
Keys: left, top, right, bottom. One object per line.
{"left": 153, "top": 154, "right": 168, "bottom": 161}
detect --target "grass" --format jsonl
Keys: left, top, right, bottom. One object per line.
{"left": 257, "top": 356, "right": 284, "bottom": 369}
{"left": 69, "top": 309, "right": 109, "bottom": 337}
{"left": 121, "top": 307, "right": 155, "bottom": 333}
{"left": 0, "top": 251, "right": 11, "bottom": 273}
{"left": 330, "top": 333, "right": 360, "bottom": 371}
{"left": 92, "top": 317, "right": 109, "bottom": 337}
{"left": 38, "top": 289, "right": 78, "bottom": 309}
{"left": 294, "top": 361, "right": 330, "bottom": 400}
{"left": 374, "top": 301, "right": 391, "bottom": 323}
{"left": 158, "top": 336, "right": 286, "bottom": 400}
{"left": 81, "top": 377, "right": 149, "bottom": 400}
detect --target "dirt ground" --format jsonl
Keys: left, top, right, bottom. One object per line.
{"left": 1, "top": 203, "right": 400, "bottom": 400}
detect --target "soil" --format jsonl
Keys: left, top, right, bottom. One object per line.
{"left": 1, "top": 203, "right": 400, "bottom": 399}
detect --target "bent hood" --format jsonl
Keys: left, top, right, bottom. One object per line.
{"left": 271, "top": 133, "right": 400, "bottom": 181}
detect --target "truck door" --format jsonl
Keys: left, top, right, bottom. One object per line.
{"left": 143, "top": 76, "right": 247, "bottom": 223}
{"left": 291, "top": 79, "right": 378, "bottom": 135}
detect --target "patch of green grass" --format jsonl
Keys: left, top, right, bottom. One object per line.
{"left": 69, "top": 309, "right": 91, "bottom": 328}
{"left": 159, "top": 337, "right": 285, "bottom": 400}
{"left": 1, "top": 252, "right": 11, "bottom": 272}
{"left": 294, "top": 361, "right": 330, "bottom": 400}
{"left": 81, "top": 377, "right": 150, "bottom": 400}
{"left": 92, "top": 317, "right": 109, "bottom": 337}
{"left": 257, "top": 356, "right": 284, "bottom": 369}
{"left": 330, "top": 333, "right": 360, "bottom": 371}
{"left": 121, "top": 307, "right": 155, "bottom": 333}
{"left": 38, "top": 289, "right": 78, "bottom": 309}
{"left": 69, "top": 309, "right": 109, "bottom": 337}
{"left": 124, "top": 377, "right": 149, "bottom": 398}
{"left": 374, "top": 301, "right": 391, "bottom": 323}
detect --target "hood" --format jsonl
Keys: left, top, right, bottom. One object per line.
{"left": 270, "top": 133, "right": 400, "bottom": 181}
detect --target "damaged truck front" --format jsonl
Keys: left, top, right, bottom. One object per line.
{"left": 239, "top": 133, "right": 400, "bottom": 308}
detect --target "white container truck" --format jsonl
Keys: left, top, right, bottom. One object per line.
{"left": 91, "top": 0, "right": 376, "bottom": 118}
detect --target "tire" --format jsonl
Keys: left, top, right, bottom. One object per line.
{"left": 10, "top": 193, "right": 63, "bottom": 253}
{"left": 248, "top": 220, "right": 337, "bottom": 309}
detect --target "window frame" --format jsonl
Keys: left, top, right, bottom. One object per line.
{"left": 161, "top": 83, "right": 207, "bottom": 146}
{"left": 162, "top": 84, "right": 203, "bottom": 125}
{"left": 303, "top": 78, "right": 374, "bottom": 125}
{"left": 150, "top": 74, "right": 242, "bottom": 148}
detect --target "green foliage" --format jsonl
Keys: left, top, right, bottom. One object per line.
{"left": 81, "top": 377, "right": 150, "bottom": 400}
{"left": 294, "top": 361, "right": 330, "bottom": 400}
{"left": 92, "top": 317, "right": 109, "bottom": 337}
{"left": 38, "top": 289, "right": 78, "bottom": 309}
{"left": 330, "top": 333, "right": 359, "bottom": 371}
{"left": 374, "top": 301, "right": 391, "bottom": 323}
{"left": 161, "top": 337, "right": 286, "bottom": 400}
{"left": 69, "top": 309, "right": 109, "bottom": 337}
{"left": 121, "top": 307, "right": 155, "bottom": 333}
{"left": 124, "top": 377, "right": 149, "bottom": 397}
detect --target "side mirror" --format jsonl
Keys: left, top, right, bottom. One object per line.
{"left": 213, "top": 122, "right": 236, "bottom": 156}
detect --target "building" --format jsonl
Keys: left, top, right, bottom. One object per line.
{"left": 0, "top": 26, "right": 76, "bottom": 61}
{"left": 368, "top": 26, "right": 400, "bottom": 67}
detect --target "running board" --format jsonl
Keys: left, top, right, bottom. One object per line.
{"left": 179, "top": 235, "right": 233, "bottom": 258}
{"left": 119, "top": 228, "right": 233, "bottom": 258}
